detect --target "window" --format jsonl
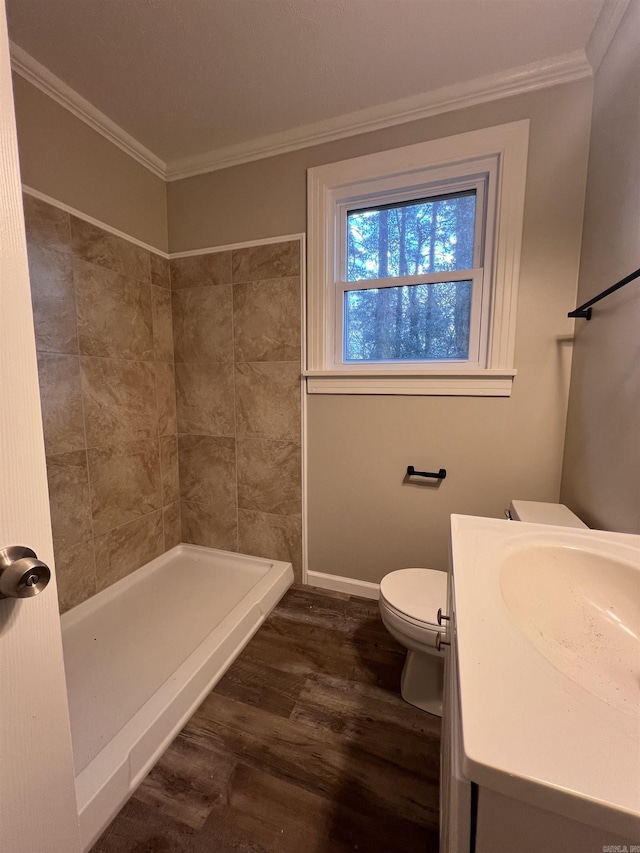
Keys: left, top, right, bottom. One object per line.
{"left": 342, "top": 183, "right": 487, "bottom": 367}
{"left": 307, "top": 121, "right": 530, "bottom": 395}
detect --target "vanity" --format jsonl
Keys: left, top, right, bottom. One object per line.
{"left": 441, "top": 514, "right": 640, "bottom": 853}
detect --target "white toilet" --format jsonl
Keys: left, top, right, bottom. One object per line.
{"left": 379, "top": 567, "right": 447, "bottom": 715}
{"left": 379, "top": 500, "right": 587, "bottom": 716}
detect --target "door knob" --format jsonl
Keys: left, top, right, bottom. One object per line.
{"left": 0, "top": 546, "right": 51, "bottom": 599}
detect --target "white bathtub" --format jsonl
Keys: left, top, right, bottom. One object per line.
{"left": 60, "top": 543, "right": 293, "bottom": 851}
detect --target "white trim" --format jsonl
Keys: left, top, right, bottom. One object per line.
{"left": 586, "top": 0, "right": 631, "bottom": 72}
{"left": 21, "top": 185, "right": 169, "bottom": 256}
{"left": 10, "top": 42, "right": 166, "bottom": 179}
{"left": 299, "top": 234, "right": 309, "bottom": 586}
{"left": 170, "top": 234, "right": 306, "bottom": 258}
{"left": 21, "top": 185, "right": 305, "bottom": 260}
{"left": 10, "top": 40, "right": 589, "bottom": 183}
{"left": 305, "top": 373, "right": 516, "bottom": 396}
{"left": 306, "top": 570, "right": 380, "bottom": 600}
{"left": 165, "top": 51, "right": 589, "bottom": 180}
{"left": 304, "top": 368, "right": 517, "bottom": 378}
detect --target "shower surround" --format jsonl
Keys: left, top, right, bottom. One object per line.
{"left": 23, "top": 192, "right": 303, "bottom": 612}
{"left": 24, "top": 194, "right": 179, "bottom": 613}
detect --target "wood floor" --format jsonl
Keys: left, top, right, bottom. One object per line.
{"left": 91, "top": 585, "right": 441, "bottom": 853}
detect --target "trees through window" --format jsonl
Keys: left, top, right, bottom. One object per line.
{"left": 344, "top": 192, "right": 477, "bottom": 362}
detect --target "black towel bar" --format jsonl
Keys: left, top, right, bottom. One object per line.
{"left": 568, "top": 267, "right": 640, "bottom": 319}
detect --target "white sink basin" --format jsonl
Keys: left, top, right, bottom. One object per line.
{"left": 450, "top": 515, "right": 640, "bottom": 839}
{"left": 499, "top": 544, "right": 640, "bottom": 715}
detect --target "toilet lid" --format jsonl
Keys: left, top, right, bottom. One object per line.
{"left": 380, "top": 568, "right": 447, "bottom": 626}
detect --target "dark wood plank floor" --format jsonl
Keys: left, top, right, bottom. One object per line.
{"left": 91, "top": 585, "right": 441, "bottom": 852}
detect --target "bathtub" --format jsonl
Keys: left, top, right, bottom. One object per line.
{"left": 60, "top": 543, "right": 293, "bottom": 851}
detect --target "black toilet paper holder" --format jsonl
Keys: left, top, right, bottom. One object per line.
{"left": 406, "top": 465, "right": 447, "bottom": 480}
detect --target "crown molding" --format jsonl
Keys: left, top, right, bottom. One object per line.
{"left": 10, "top": 42, "right": 592, "bottom": 184}
{"left": 165, "top": 50, "right": 592, "bottom": 181}
{"left": 10, "top": 42, "right": 167, "bottom": 179}
{"left": 585, "top": 0, "right": 631, "bottom": 72}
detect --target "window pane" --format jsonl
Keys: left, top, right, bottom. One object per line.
{"left": 344, "top": 281, "right": 472, "bottom": 362}
{"left": 347, "top": 192, "right": 476, "bottom": 282}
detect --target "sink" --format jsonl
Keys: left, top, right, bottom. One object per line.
{"left": 450, "top": 515, "right": 640, "bottom": 839}
{"left": 499, "top": 544, "right": 640, "bottom": 715}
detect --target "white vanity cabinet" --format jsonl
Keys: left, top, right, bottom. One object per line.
{"left": 440, "top": 622, "right": 638, "bottom": 853}
{"left": 439, "top": 567, "right": 471, "bottom": 853}
{"left": 473, "top": 788, "right": 638, "bottom": 853}
{"left": 440, "top": 515, "right": 640, "bottom": 853}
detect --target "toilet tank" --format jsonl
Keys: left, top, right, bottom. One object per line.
{"left": 509, "top": 500, "right": 587, "bottom": 528}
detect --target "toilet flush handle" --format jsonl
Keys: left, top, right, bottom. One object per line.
{"left": 437, "top": 608, "right": 450, "bottom": 626}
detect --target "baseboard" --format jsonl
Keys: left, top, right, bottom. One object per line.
{"left": 306, "top": 570, "right": 380, "bottom": 600}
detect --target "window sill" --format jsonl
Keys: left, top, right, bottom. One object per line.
{"left": 304, "top": 369, "right": 517, "bottom": 396}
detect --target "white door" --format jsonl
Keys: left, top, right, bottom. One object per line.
{"left": 0, "top": 2, "right": 81, "bottom": 851}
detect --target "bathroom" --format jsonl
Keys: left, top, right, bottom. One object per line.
{"left": 0, "top": 0, "right": 638, "bottom": 851}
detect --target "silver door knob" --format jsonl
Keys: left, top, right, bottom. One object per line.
{"left": 0, "top": 546, "right": 51, "bottom": 599}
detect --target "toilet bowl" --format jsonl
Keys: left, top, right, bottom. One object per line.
{"left": 379, "top": 568, "right": 447, "bottom": 716}
{"left": 380, "top": 501, "right": 587, "bottom": 716}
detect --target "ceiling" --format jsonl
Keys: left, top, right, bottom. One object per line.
{"left": 6, "top": 0, "right": 606, "bottom": 176}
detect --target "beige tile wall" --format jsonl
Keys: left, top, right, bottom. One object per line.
{"left": 23, "top": 194, "right": 180, "bottom": 612}
{"left": 171, "top": 240, "right": 303, "bottom": 580}
{"left": 25, "top": 196, "right": 302, "bottom": 608}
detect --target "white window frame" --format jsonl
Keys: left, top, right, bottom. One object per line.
{"left": 306, "top": 120, "right": 530, "bottom": 396}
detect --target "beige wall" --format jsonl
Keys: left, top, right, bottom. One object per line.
{"left": 13, "top": 75, "right": 168, "bottom": 252}
{"left": 24, "top": 194, "right": 179, "bottom": 611}
{"left": 167, "top": 82, "right": 591, "bottom": 253}
{"left": 560, "top": 0, "right": 640, "bottom": 533}
{"left": 14, "top": 61, "right": 599, "bottom": 581}
{"left": 169, "top": 81, "right": 592, "bottom": 582}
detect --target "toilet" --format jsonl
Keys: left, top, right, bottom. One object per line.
{"left": 379, "top": 567, "right": 447, "bottom": 715}
{"left": 379, "top": 500, "right": 587, "bottom": 716}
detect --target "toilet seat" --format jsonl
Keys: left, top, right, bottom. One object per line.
{"left": 382, "top": 599, "right": 440, "bottom": 631}
{"left": 379, "top": 568, "right": 446, "bottom": 628}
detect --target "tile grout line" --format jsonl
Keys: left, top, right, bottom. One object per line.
{"left": 155, "top": 391, "right": 165, "bottom": 554}
{"left": 178, "top": 498, "right": 301, "bottom": 523}
{"left": 153, "top": 271, "right": 169, "bottom": 552}
{"left": 168, "top": 260, "right": 182, "bottom": 545}
{"left": 67, "top": 210, "right": 100, "bottom": 600}
{"left": 92, "top": 506, "right": 166, "bottom": 542}
{"left": 151, "top": 275, "right": 164, "bottom": 556}
{"left": 171, "top": 273, "right": 300, "bottom": 293}
{"left": 230, "top": 251, "right": 240, "bottom": 554}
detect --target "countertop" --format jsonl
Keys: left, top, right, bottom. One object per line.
{"left": 450, "top": 514, "right": 640, "bottom": 839}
